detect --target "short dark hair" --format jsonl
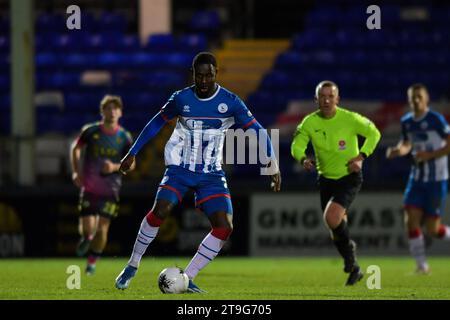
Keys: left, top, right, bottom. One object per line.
{"left": 315, "top": 80, "right": 339, "bottom": 98}
{"left": 192, "top": 52, "right": 217, "bottom": 70}
{"left": 408, "top": 83, "right": 428, "bottom": 93}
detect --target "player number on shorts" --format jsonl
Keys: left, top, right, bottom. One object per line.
{"left": 103, "top": 202, "right": 118, "bottom": 217}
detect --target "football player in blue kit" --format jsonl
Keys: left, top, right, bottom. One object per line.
{"left": 387, "top": 84, "right": 450, "bottom": 274}
{"left": 115, "top": 52, "right": 281, "bottom": 292}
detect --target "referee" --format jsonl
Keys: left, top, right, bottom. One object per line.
{"left": 291, "top": 81, "right": 381, "bottom": 286}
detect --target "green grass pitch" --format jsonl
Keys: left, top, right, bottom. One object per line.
{"left": 1, "top": 257, "right": 449, "bottom": 300}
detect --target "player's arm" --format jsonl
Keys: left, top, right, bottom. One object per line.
{"left": 386, "top": 140, "right": 412, "bottom": 159}
{"left": 291, "top": 119, "right": 315, "bottom": 171}
{"left": 348, "top": 113, "right": 381, "bottom": 172}
{"left": 234, "top": 97, "right": 281, "bottom": 191}
{"left": 119, "top": 111, "right": 168, "bottom": 174}
{"left": 386, "top": 118, "right": 412, "bottom": 159}
{"left": 353, "top": 112, "right": 381, "bottom": 159}
{"left": 246, "top": 120, "right": 281, "bottom": 192}
{"left": 70, "top": 134, "right": 85, "bottom": 188}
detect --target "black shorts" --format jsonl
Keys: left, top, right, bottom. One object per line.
{"left": 318, "top": 172, "right": 363, "bottom": 211}
{"left": 78, "top": 191, "right": 120, "bottom": 219}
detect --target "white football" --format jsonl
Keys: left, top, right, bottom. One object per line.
{"left": 158, "top": 267, "right": 189, "bottom": 294}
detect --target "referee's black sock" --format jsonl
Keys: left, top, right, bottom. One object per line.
{"left": 331, "top": 220, "right": 357, "bottom": 272}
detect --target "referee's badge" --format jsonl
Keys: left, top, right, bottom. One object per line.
{"left": 338, "top": 140, "right": 346, "bottom": 150}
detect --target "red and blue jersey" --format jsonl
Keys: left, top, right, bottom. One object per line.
{"left": 75, "top": 122, "right": 133, "bottom": 197}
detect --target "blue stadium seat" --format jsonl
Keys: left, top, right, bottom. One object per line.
{"left": 260, "top": 71, "right": 291, "bottom": 90}
{"left": 83, "top": 32, "right": 138, "bottom": 53}
{"left": 50, "top": 32, "right": 90, "bottom": 51}
{"left": 189, "top": 10, "right": 220, "bottom": 34}
{"left": 164, "top": 53, "right": 194, "bottom": 70}
{"left": 36, "top": 52, "right": 57, "bottom": 68}
{"left": 139, "top": 72, "right": 185, "bottom": 89}
{"left": 62, "top": 53, "right": 94, "bottom": 69}
{"left": 98, "top": 12, "right": 127, "bottom": 32}
{"left": 122, "top": 92, "right": 166, "bottom": 113}
{"left": 119, "top": 35, "right": 141, "bottom": 52}
{"left": 146, "top": 33, "right": 176, "bottom": 51}
{"left": 128, "top": 52, "right": 164, "bottom": 68}
{"left": 177, "top": 34, "right": 207, "bottom": 53}
{"left": 79, "top": 12, "right": 98, "bottom": 32}
{"left": 65, "top": 92, "right": 96, "bottom": 111}
{"left": 275, "top": 51, "right": 303, "bottom": 70}
{"left": 36, "top": 13, "right": 66, "bottom": 33}
{"left": 40, "top": 72, "right": 81, "bottom": 89}
{"left": 95, "top": 52, "right": 128, "bottom": 69}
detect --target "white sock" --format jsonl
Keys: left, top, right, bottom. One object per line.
{"left": 128, "top": 218, "right": 159, "bottom": 268}
{"left": 409, "top": 235, "right": 428, "bottom": 270}
{"left": 185, "top": 232, "right": 225, "bottom": 280}
{"left": 438, "top": 225, "right": 450, "bottom": 240}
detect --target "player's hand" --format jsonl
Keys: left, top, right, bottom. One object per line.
{"left": 347, "top": 154, "right": 364, "bottom": 173}
{"left": 270, "top": 171, "right": 281, "bottom": 192}
{"left": 101, "top": 159, "right": 118, "bottom": 174}
{"left": 72, "top": 172, "right": 83, "bottom": 188}
{"left": 302, "top": 158, "right": 315, "bottom": 171}
{"left": 386, "top": 146, "right": 400, "bottom": 159}
{"left": 414, "top": 151, "right": 433, "bottom": 163}
{"left": 119, "top": 154, "right": 135, "bottom": 175}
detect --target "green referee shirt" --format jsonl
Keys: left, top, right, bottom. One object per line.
{"left": 291, "top": 107, "right": 381, "bottom": 180}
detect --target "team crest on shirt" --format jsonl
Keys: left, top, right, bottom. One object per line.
{"left": 183, "top": 105, "right": 191, "bottom": 113}
{"left": 338, "top": 140, "right": 346, "bottom": 150}
{"left": 420, "top": 121, "right": 428, "bottom": 130}
{"left": 218, "top": 103, "right": 228, "bottom": 113}
{"left": 93, "top": 134, "right": 99, "bottom": 140}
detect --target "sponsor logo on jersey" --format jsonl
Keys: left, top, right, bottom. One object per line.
{"left": 183, "top": 105, "right": 191, "bottom": 113}
{"left": 218, "top": 103, "right": 228, "bottom": 113}
{"left": 420, "top": 121, "right": 428, "bottom": 130}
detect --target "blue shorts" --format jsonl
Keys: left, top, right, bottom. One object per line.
{"left": 404, "top": 179, "right": 448, "bottom": 217}
{"left": 155, "top": 165, "right": 233, "bottom": 216}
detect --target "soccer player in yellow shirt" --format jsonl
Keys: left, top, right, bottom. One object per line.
{"left": 291, "top": 81, "right": 381, "bottom": 285}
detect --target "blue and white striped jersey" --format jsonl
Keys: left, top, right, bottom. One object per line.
{"left": 160, "top": 85, "right": 256, "bottom": 173}
{"left": 401, "top": 109, "right": 450, "bottom": 182}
